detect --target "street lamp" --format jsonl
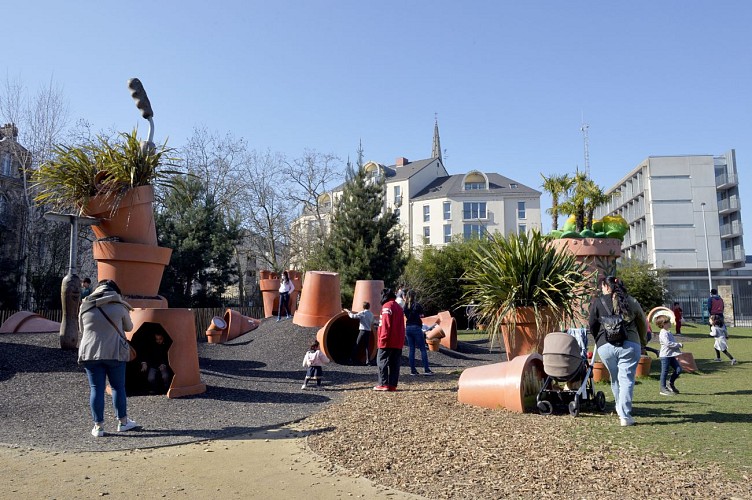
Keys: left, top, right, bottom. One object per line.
{"left": 700, "top": 202, "right": 712, "bottom": 292}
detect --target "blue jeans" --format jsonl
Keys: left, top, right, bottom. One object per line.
{"left": 596, "top": 340, "right": 640, "bottom": 419}
{"left": 83, "top": 360, "right": 128, "bottom": 424}
{"left": 405, "top": 325, "right": 429, "bottom": 373}
{"left": 659, "top": 356, "right": 682, "bottom": 389}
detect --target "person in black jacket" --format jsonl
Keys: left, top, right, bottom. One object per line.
{"left": 139, "top": 332, "right": 172, "bottom": 393}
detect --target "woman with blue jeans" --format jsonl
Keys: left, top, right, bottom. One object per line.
{"left": 403, "top": 290, "right": 433, "bottom": 376}
{"left": 78, "top": 280, "right": 139, "bottom": 437}
{"left": 588, "top": 276, "right": 647, "bottom": 427}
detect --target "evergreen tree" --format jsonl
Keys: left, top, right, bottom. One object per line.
{"left": 321, "top": 163, "right": 406, "bottom": 303}
{"left": 156, "top": 175, "right": 241, "bottom": 307}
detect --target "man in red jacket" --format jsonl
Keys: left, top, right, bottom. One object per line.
{"left": 374, "top": 288, "right": 405, "bottom": 392}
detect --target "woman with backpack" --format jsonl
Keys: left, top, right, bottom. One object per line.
{"left": 588, "top": 276, "right": 647, "bottom": 427}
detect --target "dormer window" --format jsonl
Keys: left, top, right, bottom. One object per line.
{"left": 462, "top": 171, "right": 488, "bottom": 191}
{"left": 1, "top": 153, "right": 11, "bottom": 177}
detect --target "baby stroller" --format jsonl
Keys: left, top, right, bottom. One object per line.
{"left": 536, "top": 331, "right": 606, "bottom": 417}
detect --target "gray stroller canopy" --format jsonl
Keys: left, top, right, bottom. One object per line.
{"left": 542, "top": 332, "right": 584, "bottom": 379}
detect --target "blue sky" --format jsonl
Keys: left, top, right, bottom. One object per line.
{"left": 5, "top": 2, "right": 752, "bottom": 248}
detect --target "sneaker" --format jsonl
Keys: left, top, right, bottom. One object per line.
{"left": 276, "top": 318, "right": 281, "bottom": 322}
{"left": 620, "top": 416, "right": 635, "bottom": 426}
{"left": 713, "top": 358, "right": 722, "bottom": 362}
{"left": 91, "top": 425, "right": 104, "bottom": 438}
{"left": 301, "top": 384, "right": 307, "bottom": 390}
{"left": 117, "top": 418, "right": 138, "bottom": 432}
{"left": 409, "top": 370, "right": 419, "bottom": 376}
{"left": 373, "top": 385, "right": 389, "bottom": 391}
{"left": 659, "top": 389, "right": 674, "bottom": 396}
{"left": 731, "top": 359, "right": 738, "bottom": 366}
{"left": 287, "top": 315, "right": 291, "bottom": 319}
{"left": 423, "top": 370, "right": 434, "bottom": 376}
{"left": 387, "top": 386, "right": 398, "bottom": 392}
{"left": 669, "top": 384, "right": 680, "bottom": 394}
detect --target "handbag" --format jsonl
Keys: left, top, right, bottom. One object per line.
{"left": 97, "top": 306, "right": 137, "bottom": 362}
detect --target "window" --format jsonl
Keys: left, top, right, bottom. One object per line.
{"left": 1, "top": 154, "right": 11, "bottom": 177}
{"left": 463, "top": 202, "right": 487, "bottom": 220}
{"left": 443, "top": 201, "right": 451, "bottom": 220}
{"left": 423, "top": 205, "right": 430, "bottom": 222}
{"left": 463, "top": 224, "right": 486, "bottom": 240}
{"left": 444, "top": 224, "right": 452, "bottom": 243}
{"left": 393, "top": 185, "right": 402, "bottom": 206}
{"left": 510, "top": 183, "right": 518, "bottom": 189}
{"left": 0, "top": 195, "right": 6, "bottom": 217}
{"left": 518, "top": 224, "right": 526, "bottom": 234}
{"left": 464, "top": 182, "right": 484, "bottom": 190}
{"left": 423, "top": 226, "right": 430, "bottom": 244}
{"left": 395, "top": 208, "right": 400, "bottom": 219}
{"left": 517, "top": 201, "right": 526, "bottom": 219}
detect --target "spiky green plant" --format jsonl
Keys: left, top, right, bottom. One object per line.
{"left": 32, "top": 128, "right": 178, "bottom": 214}
{"left": 461, "top": 230, "right": 590, "bottom": 348}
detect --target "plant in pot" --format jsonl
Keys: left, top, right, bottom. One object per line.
{"left": 460, "top": 230, "right": 590, "bottom": 360}
{"left": 32, "top": 129, "right": 178, "bottom": 243}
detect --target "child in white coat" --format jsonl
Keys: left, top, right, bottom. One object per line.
{"left": 302, "top": 340, "right": 330, "bottom": 389}
{"left": 710, "top": 315, "right": 737, "bottom": 365}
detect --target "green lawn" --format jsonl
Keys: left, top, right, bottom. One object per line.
{"left": 579, "top": 322, "right": 751, "bottom": 477}
{"left": 459, "top": 325, "right": 752, "bottom": 477}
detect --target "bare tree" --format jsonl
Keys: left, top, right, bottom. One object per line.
{"left": 0, "top": 76, "right": 70, "bottom": 308}
{"left": 238, "top": 149, "right": 297, "bottom": 272}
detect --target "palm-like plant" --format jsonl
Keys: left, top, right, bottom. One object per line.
{"left": 540, "top": 173, "right": 573, "bottom": 231}
{"left": 32, "top": 128, "right": 177, "bottom": 213}
{"left": 461, "top": 230, "right": 590, "bottom": 346}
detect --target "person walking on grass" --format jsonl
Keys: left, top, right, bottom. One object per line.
{"left": 656, "top": 316, "right": 683, "bottom": 396}
{"left": 344, "top": 302, "right": 375, "bottom": 366}
{"left": 710, "top": 314, "right": 737, "bottom": 365}
{"left": 374, "top": 288, "right": 405, "bottom": 392}
{"left": 403, "top": 289, "right": 433, "bottom": 376}
{"left": 301, "top": 340, "right": 329, "bottom": 389}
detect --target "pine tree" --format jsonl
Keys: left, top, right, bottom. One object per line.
{"left": 322, "top": 162, "right": 406, "bottom": 303}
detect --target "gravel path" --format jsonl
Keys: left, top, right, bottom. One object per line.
{"left": 0, "top": 317, "right": 498, "bottom": 453}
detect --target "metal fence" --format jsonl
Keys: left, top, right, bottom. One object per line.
{"left": 0, "top": 306, "right": 265, "bottom": 340}
{"left": 668, "top": 292, "right": 752, "bottom": 328}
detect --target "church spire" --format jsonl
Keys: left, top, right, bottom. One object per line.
{"left": 432, "top": 114, "right": 442, "bottom": 163}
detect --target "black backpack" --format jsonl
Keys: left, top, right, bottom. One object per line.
{"left": 598, "top": 296, "right": 627, "bottom": 347}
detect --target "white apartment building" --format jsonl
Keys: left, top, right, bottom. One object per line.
{"left": 294, "top": 123, "right": 542, "bottom": 254}
{"left": 594, "top": 150, "right": 747, "bottom": 301}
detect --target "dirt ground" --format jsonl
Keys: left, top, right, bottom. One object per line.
{"left": 0, "top": 426, "right": 422, "bottom": 500}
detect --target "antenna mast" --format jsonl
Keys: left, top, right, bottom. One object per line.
{"left": 580, "top": 120, "right": 590, "bottom": 178}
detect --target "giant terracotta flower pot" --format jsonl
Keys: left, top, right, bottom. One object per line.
{"left": 316, "top": 311, "right": 375, "bottom": 364}
{"left": 457, "top": 353, "right": 544, "bottom": 413}
{"left": 501, "top": 307, "right": 559, "bottom": 361}
{"left": 550, "top": 237, "right": 622, "bottom": 326}
{"left": 128, "top": 308, "right": 206, "bottom": 398}
{"left": 423, "top": 311, "right": 458, "bottom": 350}
{"left": 293, "top": 271, "right": 342, "bottom": 328}
{"left": 636, "top": 355, "right": 652, "bottom": 378}
{"left": 259, "top": 270, "right": 303, "bottom": 318}
{"left": 592, "top": 361, "right": 610, "bottom": 382}
{"left": 351, "top": 280, "right": 384, "bottom": 320}
{"left": 84, "top": 185, "right": 158, "bottom": 246}
{"left": 259, "top": 272, "right": 280, "bottom": 318}
{"left": 93, "top": 241, "right": 172, "bottom": 297}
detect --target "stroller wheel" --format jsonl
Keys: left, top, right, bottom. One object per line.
{"left": 568, "top": 397, "right": 580, "bottom": 417}
{"left": 595, "top": 391, "right": 607, "bottom": 412}
{"left": 537, "top": 400, "right": 553, "bottom": 415}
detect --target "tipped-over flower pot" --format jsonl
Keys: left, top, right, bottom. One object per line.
{"left": 458, "top": 354, "right": 544, "bottom": 413}
{"left": 293, "top": 271, "right": 342, "bottom": 328}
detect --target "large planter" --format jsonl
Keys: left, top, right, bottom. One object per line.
{"left": 550, "top": 237, "right": 622, "bottom": 327}
{"left": 258, "top": 270, "right": 303, "bottom": 318}
{"left": 457, "top": 353, "right": 545, "bottom": 413}
{"left": 293, "top": 271, "right": 342, "bottom": 328}
{"left": 206, "top": 309, "right": 260, "bottom": 344}
{"left": 351, "top": 280, "right": 384, "bottom": 319}
{"left": 316, "top": 311, "right": 375, "bottom": 364}
{"left": 501, "top": 307, "right": 559, "bottom": 361}
{"left": 128, "top": 308, "right": 206, "bottom": 398}
{"left": 592, "top": 361, "right": 610, "bottom": 382}
{"left": 93, "top": 241, "right": 172, "bottom": 297}
{"left": 636, "top": 355, "right": 652, "bottom": 378}
{"left": 422, "top": 311, "right": 457, "bottom": 350}
{"left": 84, "top": 185, "right": 158, "bottom": 246}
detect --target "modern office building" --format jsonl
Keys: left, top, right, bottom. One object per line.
{"left": 293, "top": 123, "right": 542, "bottom": 254}
{"left": 594, "top": 150, "right": 748, "bottom": 304}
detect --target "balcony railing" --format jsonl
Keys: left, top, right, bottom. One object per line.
{"left": 720, "top": 220, "right": 742, "bottom": 237}
{"left": 716, "top": 172, "right": 738, "bottom": 187}
{"left": 717, "top": 198, "right": 740, "bottom": 213}
{"left": 722, "top": 247, "right": 745, "bottom": 263}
